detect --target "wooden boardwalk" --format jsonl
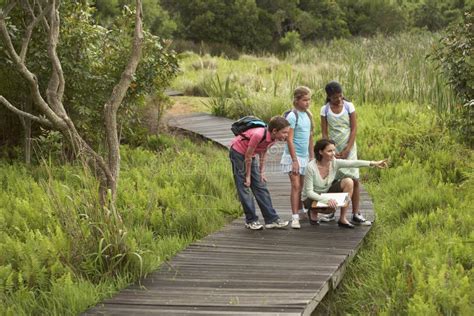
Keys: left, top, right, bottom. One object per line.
{"left": 85, "top": 113, "right": 374, "bottom": 315}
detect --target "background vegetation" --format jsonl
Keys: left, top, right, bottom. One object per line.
{"left": 94, "top": 0, "right": 473, "bottom": 54}
{"left": 173, "top": 28, "right": 472, "bottom": 145}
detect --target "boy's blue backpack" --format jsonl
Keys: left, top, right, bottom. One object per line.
{"left": 231, "top": 116, "right": 267, "bottom": 143}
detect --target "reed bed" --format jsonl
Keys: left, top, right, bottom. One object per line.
{"left": 173, "top": 32, "right": 458, "bottom": 121}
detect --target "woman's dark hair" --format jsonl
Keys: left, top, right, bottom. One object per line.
{"left": 325, "top": 81, "right": 343, "bottom": 103}
{"left": 314, "top": 139, "right": 336, "bottom": 161}
{"left": 268, "top": 116, "right": 290, "bottom": 132}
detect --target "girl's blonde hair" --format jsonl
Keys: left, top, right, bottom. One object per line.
{"left": 293, "top": 86, "right": 312, "bottom": 106}
{"left": 292, "top": 86, "right": 314, "bottom": 133}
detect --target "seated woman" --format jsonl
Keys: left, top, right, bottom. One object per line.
{"left": 302, "top": 139, "right": 387, "bottom": 228}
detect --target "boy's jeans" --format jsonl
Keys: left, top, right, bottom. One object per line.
{"left": 229, "top": 148, "right": 279, "bottom": 224}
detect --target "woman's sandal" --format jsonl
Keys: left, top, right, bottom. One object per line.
{"left": 337, "top": 221, "right": 355, "bottom": 229}
{"left": 308, "top": 209, "right": 320, "bottom": 226}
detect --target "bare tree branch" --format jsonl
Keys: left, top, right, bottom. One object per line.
{"left": 45, "top": 0, "right": 66, "bottom": 112}
{"left": 36, "top": 1, "right": 50, "bottom": 32}
{"left": 0, "top": 95, "right": 53, "bottom": 127}
{"left": 20, "top": 2, "right": 52, "bottom": 62}
{"left": 0, "top": 5, "right": 65, "bottom": 128}
{"left": 106, "top": 1, "right": 144, "bottom": 114}
{"left": 104, "top": 0, "right": 144, "bottom": 195}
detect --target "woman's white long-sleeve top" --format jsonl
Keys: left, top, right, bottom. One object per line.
{"left": 302, "top": 159, "right": 371, "bottom": 204}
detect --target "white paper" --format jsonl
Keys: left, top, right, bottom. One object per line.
{"left": 314, "top": 193, "right": 349, "bottom": 208}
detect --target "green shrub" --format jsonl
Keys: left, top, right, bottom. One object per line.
{"left": 432, "top": 12, "right": 474, "bottom": 146}
{"left": 316, "top": 102, "right": 473, "bottom": 315}
{"left": 279, "top": 31, "right": 303, "bottom": 54}
{"left": 0, "top": 135, "right": 240, "bottom": 314}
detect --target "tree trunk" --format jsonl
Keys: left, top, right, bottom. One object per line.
{"left": 22, "top": 100, "right": 32, "bottom": 164}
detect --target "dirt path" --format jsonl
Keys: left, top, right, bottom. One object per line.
{"left": 166, "top": 96, "right": 209, "bottom": 115}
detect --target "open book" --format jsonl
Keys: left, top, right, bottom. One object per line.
{"left": 311, "top": 192, "right": 350, "bottom": 208}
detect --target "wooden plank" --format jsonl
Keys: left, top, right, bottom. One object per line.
{"left": 86, "top": 303, "right": 303, "bottom": 315}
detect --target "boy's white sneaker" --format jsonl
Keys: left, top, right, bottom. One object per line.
{"left": 245, "top": 221, "right": 264, "bottom": 230}
{"left": 265, "top": 218, "right": 289, "bottom": 229}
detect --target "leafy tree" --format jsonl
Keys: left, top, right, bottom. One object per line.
{"left": 161, "top": 0, "right": 474, "bottom": 51}
{"left": 408, "top": 0, "right": 470, "bottom": 31}
{"left": 256, "top": 0, "right": 300, "bottom": 36}
{"left": 59, "top": 3, "right": 178, "bottom": 146}
{"left": 432, "top": 12, "right": 474, "bottom": 145}
{"left": 339, "top": 0, "right": 407, "bottom": 36}
{"left": 95, "top": 0, "right": 177, "bottom": 37}
{"left": 95, "top": 0, "right": 120, "bottom": 19}
{"left": 0, "top": 0, "right": 168, "bottom": 205}
{"left": 1, "top": 1, "right": 178, "bottom": 155}
{"left": 279, "top": 30, "right": 302, "bottom": 53}
{"left": 164, "top": 0, "right": 267, "bottom": 51}
{"left": 298, "top": 0, "right": 350, "bottom": 40}
{"left": 412, "top": 0, "right": 449, "bottom": 31}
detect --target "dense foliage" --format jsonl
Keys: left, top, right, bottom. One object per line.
{"left": 99, "top": 0, "right": 474, "bottom": 53}
{"left": 0, "top": 1, "right": 178, "bottom": 153}
{"left": 95, "top": 0, "right": 177, "bottom": 37}
{"left": 0, "top": 136, "right": 240, "bottom": 314}
{"left": 432, "top": 12, "right": 474, "bottom": 145}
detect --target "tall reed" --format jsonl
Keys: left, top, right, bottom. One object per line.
{"left": 174, "top": 32, "right": 459, "bottom": 119}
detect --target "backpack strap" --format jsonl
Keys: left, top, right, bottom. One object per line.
{"left": 344, "top": 102, "right": 351, "bottom": 115}
{"left": 324, "top": 102, "right": 352, "bottom": 119}
{"left": 292, "top": 109, "right": 299, "bottom": 129}
{"left": 260, "top": 128, "right": 267, "bottom": 144}
{"left": 283, "top": 109, "right": 299, "bottom": 129}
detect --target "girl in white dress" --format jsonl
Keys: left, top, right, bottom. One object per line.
{"left": 320, "top": 81, "right": 369, "bottom": 225}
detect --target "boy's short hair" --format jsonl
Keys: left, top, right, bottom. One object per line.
{"left": 268, "top": 116, "right": 290, "bottom": 132}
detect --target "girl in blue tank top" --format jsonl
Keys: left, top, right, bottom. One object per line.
{"left": 280, "top": 86, "right": 314, "bottom": 229}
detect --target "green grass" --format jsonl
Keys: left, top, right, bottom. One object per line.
{"left": 171, "top": 32, "right": 459, "bottom": 123}
{"left": 313, "top": 103, "right": 473, "bottom": 314}
{"left": 0, "top": 135, "right": 240, "bottom": 315}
